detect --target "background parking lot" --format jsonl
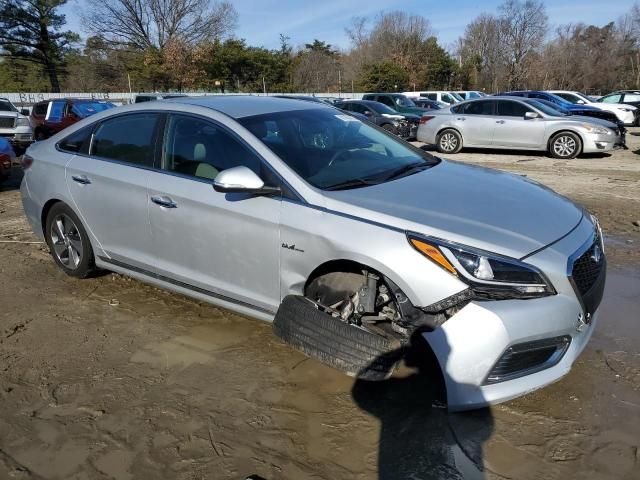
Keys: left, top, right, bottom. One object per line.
{"left": 1, "top": 131, "right": 639, "bottom": 479}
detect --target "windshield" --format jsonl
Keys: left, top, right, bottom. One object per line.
{"left": 395, "top": 96, "right": 416, "bottom": 107}
{"left": 524, "top": 99, "right": 568, "bottom": 116}
{"left": 239, "top": 108, "right": 438, "bottom": 190}
{"left": 71, "top": 101, "right": 115, "bottom": 117}
{"left": 367, "top": 102, "right": 399, "bottom": 115}
{"left": 0, "top": 100, "right": 17, "bottom": 113}
{"left": 450, "top": 92, "right": 464, "bottom": 101}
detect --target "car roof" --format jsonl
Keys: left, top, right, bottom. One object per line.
{"left": 165, "top": 95, "right": 333, "bottom": 118}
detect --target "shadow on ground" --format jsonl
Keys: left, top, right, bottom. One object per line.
{"left": 352, "top": 329, "right": 493, "bottom": 480}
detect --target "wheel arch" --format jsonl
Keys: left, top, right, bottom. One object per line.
{"left": 547, "top": 129, "right": 584, "bottom": 154}
{"left": 436, "top": 126, "right": 463, "bottom": 142}
{"left": 301, "top": 257, "right": 448, "bottom": 400}
{"left": 41, "top": 198, "right": 65, "bottom": 233}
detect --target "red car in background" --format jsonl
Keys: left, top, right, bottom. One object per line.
{"left": 0, "top": 137, "right": 16, "bottom": 183}
{"left": 30, "top": 98, "right": 115, "bottom": 140}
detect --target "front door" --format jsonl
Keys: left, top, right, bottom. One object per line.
{"left": 493, "top": 100, "right": 546, "bottom": 148}
{"left": 147, "top": 113, "right": 281, "bottom": 314}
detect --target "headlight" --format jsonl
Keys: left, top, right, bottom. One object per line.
{"left": 620, "top": 108, "right": 633, "bottom": 112}
{"left": 408, "top": 234, "right": 555, "bottom": 299}
{"left": 581, "top": 124, "right": 611, "bottom": 135}
{"left": 16, "top": 117, "right": 30, "bottom": 127}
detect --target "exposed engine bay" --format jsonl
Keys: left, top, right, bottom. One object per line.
{"left": 304, "top": 269, "right": 465, "bottom": 341}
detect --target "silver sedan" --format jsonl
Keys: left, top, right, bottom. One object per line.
{"left": 417, "top": 96, "right": 624, "bottom": 159}
{"left": 21, "top": 96, "right": 605, "bottom": 410}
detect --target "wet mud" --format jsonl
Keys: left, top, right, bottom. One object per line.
{"left": 1, "top": 133, "right": 640, "bottom": 479}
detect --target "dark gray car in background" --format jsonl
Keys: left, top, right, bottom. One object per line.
{"left": 335, "top": 99, "right": 420, "bottom": 139}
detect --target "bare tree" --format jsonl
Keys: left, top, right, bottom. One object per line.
{"left": 498, "top": 0, "right": 547, "bottom": 89}
{"left": 458, "top": 14, "right": 503, "bottom": 91}
{"left": 83, "top": 0, "right": 237, "bottom": 50}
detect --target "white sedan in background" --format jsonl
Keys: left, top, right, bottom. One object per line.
{"left": 549, "top": 90, "right": 637, "bottom": 126}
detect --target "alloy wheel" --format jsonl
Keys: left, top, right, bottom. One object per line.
{"left": 50, "top": 214, "right": 83, "bottom": 269}
{"left": 553, "top": 135, "right": 577, "bottom": 157}
{"left": 440, "top": 133, "right": 458, "bottom": 152}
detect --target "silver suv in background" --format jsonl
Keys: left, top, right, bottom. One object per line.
{"left": 21, "top": 96, "right": 605, "bottom": 410}
{"left": 0, "top": 98, "right": 33, "bottom": 152}
{"left": 417, "top": 96, "right": 623, "bottom": 158}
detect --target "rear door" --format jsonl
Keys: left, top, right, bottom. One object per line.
{"left": 65, "top": 112, "right": 161, "bottom": 270}
{"left": 454, "top": 100, "right": 497, "bottom": 146}
{"left": 146, "top": 113, "right": 282, "bottom": 314}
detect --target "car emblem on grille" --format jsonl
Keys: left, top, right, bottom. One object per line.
{"left": 590, "top": 244, "right": 602, "bottom": 264}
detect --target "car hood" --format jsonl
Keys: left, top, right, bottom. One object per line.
{"left": 565, "top": 104, "right": 601, "bottom": 112}
{"left": 548, "top": 115, "right": 618, "bottom": 129}
{"left": 322, "top": 160, "right": 584, "bottom": 259}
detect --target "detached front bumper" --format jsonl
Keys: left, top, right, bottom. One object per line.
{"left": 423, "top": 216, "right": 604, "bottom": 411}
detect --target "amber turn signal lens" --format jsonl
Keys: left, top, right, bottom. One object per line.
{"left": 410, "top": 238, "right": 457, "bottom": 275}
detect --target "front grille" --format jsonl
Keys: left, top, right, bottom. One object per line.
{"left": 0, "top": 117, "right": 16, "bottom": 129}
{"left": 484, "top": 336, "right": 571, "bottom": 384}
{"left": 572, "top": 240, "right": 604, "bottom": 296}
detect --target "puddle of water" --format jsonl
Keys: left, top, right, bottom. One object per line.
{"left": 591, "top": 267, "right": 640, "bottom": 351}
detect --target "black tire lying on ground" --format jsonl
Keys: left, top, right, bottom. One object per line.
{"left": 272, "top": 295, "right": 403, "bottom": 381}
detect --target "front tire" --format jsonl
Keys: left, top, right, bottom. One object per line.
{"left": 436, "top": 129, "right": 463, "bottom": 154}
{"left": 45, "top": 203, "right": 95, "bottom": 278}
{"left": 549, "top": 132, "right": 581, "bottom": 159}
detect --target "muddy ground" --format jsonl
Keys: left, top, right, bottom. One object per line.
{"left": 1, "top": 130, "right": 639, "bottom": 480}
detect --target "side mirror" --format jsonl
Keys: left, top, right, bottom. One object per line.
{"left": 20, "top": 108, "right": 29, "bottom": 116}
{"left": 213, "top": 166, "right": 280, "bottom": 194}
{"left": 524, "top": 111, "right": 540, "bottom": 119}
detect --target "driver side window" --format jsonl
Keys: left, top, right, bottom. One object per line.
{"left": 162, "top": 114, "right": 262, "bottom": 181}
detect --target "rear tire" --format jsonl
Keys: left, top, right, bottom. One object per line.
{"left": 273, "top": 295, "right": 403, "bottom": 381}
{"left": 549, "top": 131, "right": 581, "bottom": 159}
{"left": 45, "top": 203, "right": 95, "bottom": 278}
{"left": 436, "top": 129, "right": 463, "bottom": 154}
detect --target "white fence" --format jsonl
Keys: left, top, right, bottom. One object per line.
{"left": 1, "top": 91, "right": 366, "bottom": 106}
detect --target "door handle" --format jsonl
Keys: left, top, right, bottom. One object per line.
{"left": 456, "top": 117, "right": 466, "bottom": 121}
{"left": 71, "top": 174, "right": 91, "bottom": 185}
{"left": 496, "top": 120, "right": 505, "bottom": 124}
{"left": 151, "top": 195, "right": 177, "bottom": 208}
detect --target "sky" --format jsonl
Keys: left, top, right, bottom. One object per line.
{"left": 60, "top": 0, "right": 634, "bottom": 51}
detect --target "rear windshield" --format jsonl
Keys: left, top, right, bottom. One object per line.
{"left": 71, "top": 102, "right": 115, "bottom": 117}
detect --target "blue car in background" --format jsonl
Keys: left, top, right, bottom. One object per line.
{"left": 499, "top": 91, "right": 621, "bottom": 125}
{"left": 0, "top": 137, "right": 16, "bottom": 183}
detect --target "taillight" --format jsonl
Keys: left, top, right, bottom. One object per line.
{"left": 21, "top": 154, "right": 34, "bottom": 170}
{"left": 419, "top": 116, "right": 435, "bottom": 124}
{"left": 0, "top": 154, "right": 10, "bottom": 169}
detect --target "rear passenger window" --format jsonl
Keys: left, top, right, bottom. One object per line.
{"left": 463, "top": 100, "right": 495, "bottom": 115}
{"left": 92, "top": 113, "right": 159, "bottom": 166}
{"left": 58, "top": 125, "right": 94, "bottom": 153}
{"left": 162, "top": 114, "right": 263, "bottom": 181}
